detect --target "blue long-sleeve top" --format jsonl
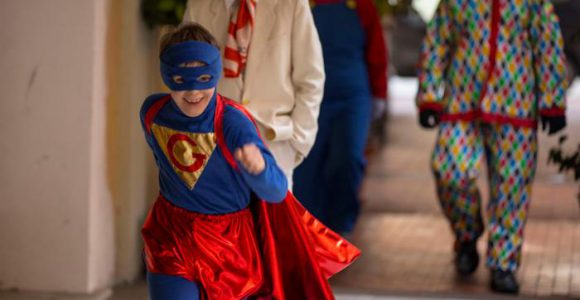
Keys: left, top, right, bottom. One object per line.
{"left": 140, "top": 93, "right": 288, "bottom": 214}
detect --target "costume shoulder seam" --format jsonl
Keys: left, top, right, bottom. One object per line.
{"left": 222, "top": 104, "right": 253, "bottom": 127}
{"left": 141, "top": 93, "right": 169, "bottom": 115}
{"left": 141, "top": 93, "right": 170, "bottom": 134}
{"left": 143, "top": 93, "right": 169, "bottom": 108}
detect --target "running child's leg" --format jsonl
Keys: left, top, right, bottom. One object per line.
{"left": 147, "top": 272, "right": 200, "bottom": 300}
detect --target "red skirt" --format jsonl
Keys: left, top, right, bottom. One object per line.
{"left": 142, "top": 195, "right": 264, "bottom": 300}
{"left": 143, "top": 193, "right": 361, "bottom": 300}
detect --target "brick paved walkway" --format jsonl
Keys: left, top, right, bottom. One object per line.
{"left": 330, "top": 215, "right": 580, "bottom": 299}
{"left": 330, "top": 78, "right": 580, "bottom": 299}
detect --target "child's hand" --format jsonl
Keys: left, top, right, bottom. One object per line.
{"left": 234, "top": 143, "right": 265, "bottom": 175}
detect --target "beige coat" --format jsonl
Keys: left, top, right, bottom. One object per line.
{"left": 182, "top": 0, "right": 325, "bottom": 176}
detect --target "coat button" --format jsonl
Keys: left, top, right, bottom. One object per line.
{"left": 265, "top": 128, "right": 276, "bottom": 141}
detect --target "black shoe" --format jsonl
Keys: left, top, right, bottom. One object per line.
{"left": 490, "top": 269, "right": 519, "bottom": 294}
{"left": 455, "top": 241, "right": 479, "bottom": 275}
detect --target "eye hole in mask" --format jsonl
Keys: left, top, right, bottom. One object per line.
{"left": 197, "top": 74, "right": 212, "bottom": 83}
{"left": 172, "top": 75, "right": 184, "bottom": 84}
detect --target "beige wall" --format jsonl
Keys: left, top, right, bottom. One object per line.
{"left": 0, "top": 0, "right": 113, "bottom": 293}
{"left": 105, "top": 0, "right": 159, "bottom": 285}
{"left": 0, "top": 0, "right": 158, "bottom": 295}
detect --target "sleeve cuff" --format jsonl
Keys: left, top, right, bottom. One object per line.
{"left": 372, "top": 90, "right": 387, "bottom": 100}
{"left": 418, "top": 102, "right": 444, "bottom": 112}
{"left": 539, "top": 108, "right": 566, "bottom": 117}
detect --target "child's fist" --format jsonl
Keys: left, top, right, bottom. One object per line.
{"left": 234, "top": 143, "right": 265, "bottom": 175}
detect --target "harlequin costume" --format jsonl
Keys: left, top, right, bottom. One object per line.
{"left": 293, "top": 0, "right": 388, "bottom": 234}
{"left": 141, "top": 40, "right": 360, "bottom": 300}
{"left": 416, "top": 0, "right": 567, "bottom": 275}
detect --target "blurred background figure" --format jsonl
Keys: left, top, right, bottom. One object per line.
{"left": 416, "top": 0, "right": 568, "bottom": 294}
{"left": 293, "top": 0, "right": 388, "bottom": 234}
{"left": 553, "top": 0, "right": 580, "bottom": 82}
{"left": 181, "top": 0, "right": 325, "bottom": 188}
{"left": 365, "top": 0, "right": 421, "bottom": 152}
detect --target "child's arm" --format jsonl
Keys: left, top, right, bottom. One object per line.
{"left": 234, "top": 144, "right": 266, "bottom": 175}
{"left": 223, "top": 108, "right": 288, "bottom": 203}
{"left": 139, "top": 93, "right": 169, "bottom": 162}
{"left": 139, "top": 94, "right": 165, "bottom": 148}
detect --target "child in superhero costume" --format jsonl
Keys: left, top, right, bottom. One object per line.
{"left": 416, "top": 0, "right": 567, "bottom": 294}
{"left": 140, "top": 23, "right": 360, "bottom": 300}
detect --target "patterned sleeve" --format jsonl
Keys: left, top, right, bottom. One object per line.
{"left": 416, "top": 0, "right": 456, "bottom": 112}
{"left": 530, "top": 0, "right": 568, "bottom": 117}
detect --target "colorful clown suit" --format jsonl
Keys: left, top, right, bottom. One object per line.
{"left": 294, "top": 0, "right": 387, "bottom": 234}
{"left": 417, "top": 0, "right": 568, "bottom": 272}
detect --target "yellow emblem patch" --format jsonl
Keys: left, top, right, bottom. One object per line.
{"left": 151, "top": 124, "right": 216, "bottom": 190}
{"left": 346, "top": 0, "right": 357, "bottom": 9}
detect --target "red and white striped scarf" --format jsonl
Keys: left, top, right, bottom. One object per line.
{"left": 224, "top": 0, "right": 256, "bottom": 78}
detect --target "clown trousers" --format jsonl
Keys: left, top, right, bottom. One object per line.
{"left": 432, "top": 121, "right": 537, "bottom": 271}
{"left": 294, "top": 97, "right": 372, "bottom": 234}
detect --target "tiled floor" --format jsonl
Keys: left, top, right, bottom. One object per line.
{"left": 330, "top": 214, "right": 580, "bottom": 299}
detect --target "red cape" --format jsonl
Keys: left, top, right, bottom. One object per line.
{"left": 215, "top": 95, "right": 360, "bottom": 299}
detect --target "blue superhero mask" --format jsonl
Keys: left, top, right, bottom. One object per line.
{"left": 160, "top": 41, "right": 222, "bottom": 91}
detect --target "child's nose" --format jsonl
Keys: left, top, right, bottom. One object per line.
{"left": 184, "top": 90, "right": 200, "bottom": 97}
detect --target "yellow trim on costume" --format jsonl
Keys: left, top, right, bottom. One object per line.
{"left": 346, "top": 0, "right": 357, "bottom": 9}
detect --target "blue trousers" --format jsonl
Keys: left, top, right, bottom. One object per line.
{"left": 147, "top": 272, "right": 200, "bottom": 300}
{"left": 293, "top": 97, "right": 372, "bottom": 233}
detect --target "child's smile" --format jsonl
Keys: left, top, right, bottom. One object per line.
{"left": 171, "top": 87, "right": 215, "bottom": 117}
{"left": 184, "top": 96, "right": 203, "bottom": 104}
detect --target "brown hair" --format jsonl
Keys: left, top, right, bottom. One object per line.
{"left": 159, "top": 22, "right": 220, "bottom": 55}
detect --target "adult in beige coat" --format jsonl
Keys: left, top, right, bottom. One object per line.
{"left": 182, "top": 0, "right": 325, "bottom": 187}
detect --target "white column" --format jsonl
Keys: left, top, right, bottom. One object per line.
{"left": 0, "top": 0, "right": 114, "bottom": 296}
{"left": 106, "top": 0, "right": 158, "bottom": 284}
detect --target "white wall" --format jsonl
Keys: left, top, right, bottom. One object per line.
{"left": 105, "top": 0, "right": 158, "bottom": 284}
{"left": 0, "top": 0, "right": 114, "bottom": 294}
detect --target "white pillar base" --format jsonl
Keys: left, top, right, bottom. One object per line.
{"left": 0, "top": 288, "right": 111, "bottom": 300}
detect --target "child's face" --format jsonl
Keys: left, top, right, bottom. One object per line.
{"left": 170, "top": 61, "right": 216, "bottom": 118}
